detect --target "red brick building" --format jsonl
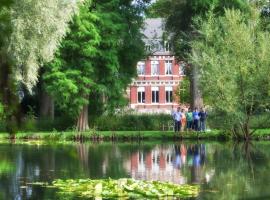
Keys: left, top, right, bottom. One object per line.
{"left": 128, "top": 18, "right": 185, "bottom": 113}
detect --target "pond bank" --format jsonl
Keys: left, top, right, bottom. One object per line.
{"left": 1, "top": 129, "right": 270, "bottom": 141}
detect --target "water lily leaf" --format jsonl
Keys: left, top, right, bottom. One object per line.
{"left": 40, "top": 178, "right": 199, "bottom": 199}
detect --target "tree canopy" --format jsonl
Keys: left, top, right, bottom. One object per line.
{"left": 1, "top": 0, "right": 83, "bottom": 90}
{"left": 43, "top": 0, "right": 148, "bottom": 131}
{"left": 190, "top": 8, "right": 270, "bottom": 139}
{"left": 0, "top": 0, "right": 83, "bottom": 133}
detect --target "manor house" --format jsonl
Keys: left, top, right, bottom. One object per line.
{"left": 127, "top": 18, "right": 185, "bottom": 113}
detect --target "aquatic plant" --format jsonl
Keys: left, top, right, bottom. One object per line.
{"left": 49, "top": 178, "right": 199, "bottom": 199}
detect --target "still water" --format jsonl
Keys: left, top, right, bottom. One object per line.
{"left": 0, "top": 141, "right": 270, "bottom": 200}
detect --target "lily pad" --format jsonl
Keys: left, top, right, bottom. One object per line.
{"left": 47, "top": 178, "right": 199, "bottom": 199}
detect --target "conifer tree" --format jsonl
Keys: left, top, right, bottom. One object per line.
{"left": 44, "top": 0, "right": 148, "bottom": 131}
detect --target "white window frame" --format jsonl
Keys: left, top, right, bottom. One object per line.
{"left": 165, "top": 60, "right": 173, "bottom": 75}
{"left": 137, "top": 87, "right": 145, "bottom": 103}
{"left": 151, "top": 87, "right": 159, "bottom": 103}
{"left": 151, "top": 61, "right": 159, "bottom": 75}
{"left": 137, "top": 61, "right": 145, "bottom": 75}
{"left": 165, "top": 86, "right": 173, "bottom": 103}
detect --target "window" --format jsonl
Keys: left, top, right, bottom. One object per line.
{"left": 151, "top": 87, "right": 159, "bottom": 103}
{"left": 164, "top": 41, "right": 171, "bottom": 52}
{"left": 137, "top": 61, "right": 145, "bottom": 75}
{"left": 137, "top": 87, "right": 145, "bottom": 103}
{"left": 165, "top": 60, "right": 173, "bottom": 75}
{"left": 165, "top": 86, "right": 173, "bottom": 103}
{"left": 151, "top": 61, "right": 159, "bottom": 75}
{"left": 145, "top": 45, "right": 151, "bottom": 52}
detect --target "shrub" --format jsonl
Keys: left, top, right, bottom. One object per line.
{"left": 93, "top": 114, "right": 172, "bottom": 131}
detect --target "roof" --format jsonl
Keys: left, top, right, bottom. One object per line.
{"left": 142, "top": 18, "right": 165, "bottom": 40}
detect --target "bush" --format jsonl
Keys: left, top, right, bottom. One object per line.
{"left": 36, "top": 117, "right": 75, "bottom": 131}
{"left": 19, "top": 115, "right": 75, "bottom": 132}
{"left": 0, "top": 113, "right": 173, "bottom": 132}
{"left": 207, "top": 112, "right": 270, "bottom": 130}
{"left": 249, "top": 114, "right": 270, "bottom": 129}
{"left": 94, "top": 114, "right": 172, "bottom": 131}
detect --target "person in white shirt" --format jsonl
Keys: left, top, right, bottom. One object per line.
{"left": 172, "top": 107, "right": 182, "bottom": 132}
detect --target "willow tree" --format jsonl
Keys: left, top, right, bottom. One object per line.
{"left": 190, "top": 8, "right": 270, "bottom": 139}
{"left": 0, "top": 0, "right": 83, "bottom": 133}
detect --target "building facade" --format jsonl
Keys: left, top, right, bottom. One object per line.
{"left": 128, "top": 18, "right": 185, "bottom": 113}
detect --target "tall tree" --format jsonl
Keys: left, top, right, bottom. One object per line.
{"left": 0, "top": 0, "right": 83, "bottom": 133}
{"left": 147, "top": 0, "right": 250, "bottom": 109}
{"left": 44, "top": 0, "right": 148, "bottom": 131}
{"left": 190, "top": 8, "right": 270, "bottom": 139}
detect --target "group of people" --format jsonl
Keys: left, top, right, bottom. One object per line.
{"left": 172, "top": 107, "right": 207, "bottom": 132}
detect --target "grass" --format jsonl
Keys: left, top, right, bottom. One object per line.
{"left": 0, "top": 129, "right": 270, "bottom": 141}
{"left": 0, "top": 129, "right": 226, "bottom": 141}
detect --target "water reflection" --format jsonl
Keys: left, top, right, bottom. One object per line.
{"left": 125, "top": 144, "right": 209, "bottom": 185}
{"left": 0, "top": 142, "right": 270, "bottom": 199}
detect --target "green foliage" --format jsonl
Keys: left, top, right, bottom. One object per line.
{"left": 0, "top": 102, "right": 3, "bottom": 119}
{"left": 0, "top": 160, "right": 14, "bottom": 175}
{"left": 22, "top": 106, "right": 37, "bottom": 132}
{"left": 0, "top": 0, "right": 83, "bottom": 90}
{"left": 178, "top": 78, "right": 191, "bottom": 104}
{"left": 44, "top": 0, "right": 100, "bottom": 116}
{"left": 48, "top": 178, "right": 199, "bottom": 199}
{"left": 0, "top": 0, "right": 83, "bottom": 134}
{"left": 44, "top": 0, "right": 146, "bottom": 120}
{"left": 148, "top": 0, "right": 250, "bottom": 59}
{"left": 190, "top": 8, "right": 270, "bottom": 137}
{"left": 94, "top": 114, "right": 172, "bottom": 131}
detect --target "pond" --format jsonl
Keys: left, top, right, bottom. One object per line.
{"left": 0, "top": 141, "right": 270, "bottom": 199}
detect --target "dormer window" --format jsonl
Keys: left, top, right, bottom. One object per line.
{"left": 164, "top": 41, "right": 171, "bottom": 52}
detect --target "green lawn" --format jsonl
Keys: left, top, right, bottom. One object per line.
{"left": 0, "top": 129, "right": 270, "bottom": 141}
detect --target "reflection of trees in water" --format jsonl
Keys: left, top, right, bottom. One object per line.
{"left": 86, "top": 142, "right": 131, "bottom": 178}
{"left": 1, "top": 142, "right": 270, "bottom": 199}
{"left": 200, "top": 142, "right": 270, "bottom": 200}
{"left": 0, "top": 144, "right": 85, "bottom": 199}
{"left": 76, "top": 143, "right": 89, "bottom": 170}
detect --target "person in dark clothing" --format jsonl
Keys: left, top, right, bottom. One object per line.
{"left": 199, "top": 108, "right": 207, "bottom": 132}
{"left": 172, "top": 107, "right": 182, "bottom": 132}
{"left": 192, "top": 108, "right": 200, "bottom": 131}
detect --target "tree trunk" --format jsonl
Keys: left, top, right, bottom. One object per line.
{"left": 76, "top": 104, "right": 89, "bottom": 132}
{"left": 243, "top": 119, "right": 251, "bottom": 140}
{"left": 40, "top": 91, "right": 54, "bottom": 120}
{"left": 190, "top": 64, "right": 203, "bottom": 109}
{"left": 0, "top": 55, "right": 20, "bottom": 135}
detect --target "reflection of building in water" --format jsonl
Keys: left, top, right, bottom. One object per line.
{"left": 125, "top": 145, "right": 186, "bottom": 184}
{"left": 124, "top": 144, "right": 214, "bottom": 185}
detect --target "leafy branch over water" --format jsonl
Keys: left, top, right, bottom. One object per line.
{"left": 44, "top": 178, "right": 199, "bottom": 199}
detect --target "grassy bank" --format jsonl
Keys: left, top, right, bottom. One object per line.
{"left": 0, "top": 129, "right": 270, "bottom": 141}
{"left": 0, "top": 130, "right": 221, "bottom": 141}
